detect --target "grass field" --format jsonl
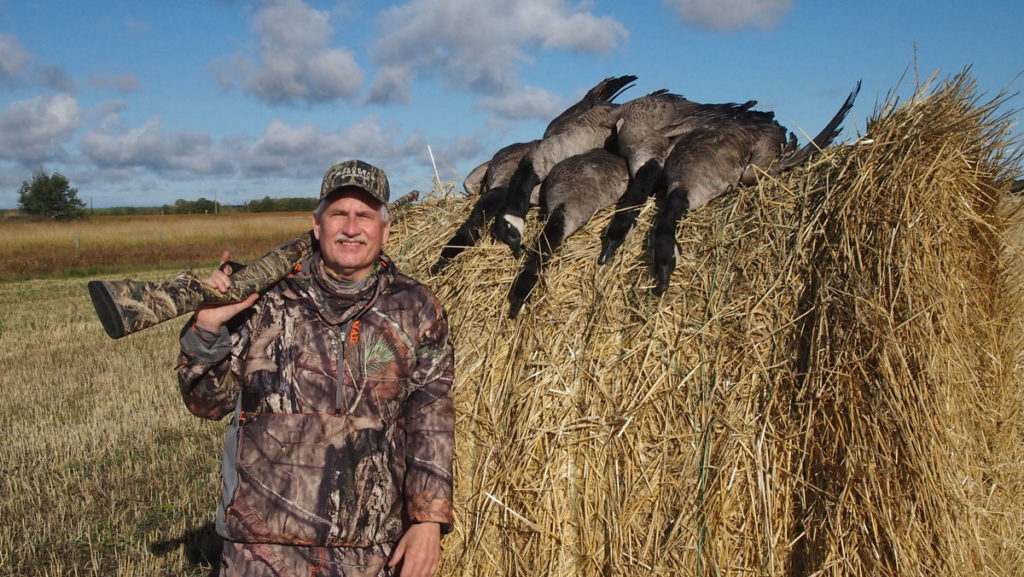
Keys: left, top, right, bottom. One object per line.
{"left": 0, "top": 214, "right": 318, "bottom": 576}
{"left": 0, "top": 212, "right": 313, "bottom": 282}
{"left": 0, "top": 273, "right": 226, "bottom": 576}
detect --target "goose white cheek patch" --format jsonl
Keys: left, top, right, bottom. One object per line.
{"left": 503, "top": 214, "right": 525, "bottom": 235}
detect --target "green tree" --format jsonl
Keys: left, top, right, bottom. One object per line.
{"left": 17, "top": 169, "right": 86, "bottom": 221}
{"left": 173, "top": 198, "right": 192, "bottom": 214}
{"left": 192, "top": 197, "right": 219, "bottom": 214}
{"left": 246, "top": 196, "right": 275, "bottom": 212}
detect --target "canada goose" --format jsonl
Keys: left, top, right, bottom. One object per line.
{"left": 508, "top": 148, "right": 629, "bottom": 318}
{"left": 462, "top": 159, "right": 490, "bottom": 197}
{"left": 491, "top": 75, "right": 637, "bottom": 257}
{"left": 597, "top": 91, "right": 757, "bottom": 265}
{"left": 650, "top": 81, "right": 861, "bottom": 295}
{"left": 430, "top": 140, "right": 539, "bottom": 274}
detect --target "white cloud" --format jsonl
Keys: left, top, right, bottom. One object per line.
{"left": 212, "top": 0, "right": 364, "bottom": 105}
{"left": 68, "top": 107, "right": 481, "bottom": 193}
{"left": 242, "top": 117, "right": 404, "bottom": 177}
{"left": 0, "top": 94, "right": 82, "bottom": 164}
{"left": 34, "top": 65, "right": 76, "bottom": 93}
{"left": 366, "top": 65, "right": 414, "bottom": 106}
{"left": 371, "top": 0, "right": 627, "bottom": 95}
{"left": 78, "top": 115, "right": 234, "bottom": 177}
{"left": 0, "top": 34, "right": 76, "bottom": 92}
{"left": 664, "top": 0, "right": 793, "bottom": 30}
{"left": 0, "top": 34, "right": 32, "bottom": 83}
{"left": 477, "top": 85, "right": 562, "bottom": 121}
{"left": 236, "top": 116, "right": 485, "bottom": 194}
{"left": 536, "top": 10, "right": 628, "bottom": 52}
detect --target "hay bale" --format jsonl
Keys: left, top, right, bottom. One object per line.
{"left": 386, "top": 71, "right": 1024, "bottom": 577}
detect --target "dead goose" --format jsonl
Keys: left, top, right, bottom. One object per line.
{"left": 430, "top": 140, "right": 539, "bottom": 274}
{"left": 650, "top": 81, "right": 861, "bottom": 295}
{"left": 491, "top": 74, "right": 637, "bottom": 257}
{"left": 508, "top": 148, "right": 629, "bottom": 318}
{"left": 597, "top": 91, "right": 757, "bottom": 265}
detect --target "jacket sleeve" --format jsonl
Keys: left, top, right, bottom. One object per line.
{"left": 402, "top": 291, "right": 456, "bottom": 533}
{"left": 175, "top": 306, "right": 254, "bottom": 421}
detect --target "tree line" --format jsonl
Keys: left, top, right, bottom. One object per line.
{"left": 13, "top": 170, "right": 318, "bottom": 221}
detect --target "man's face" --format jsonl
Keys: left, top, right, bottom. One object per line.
{"left": 312, "top": 188, "right": 390, "bottom": 281}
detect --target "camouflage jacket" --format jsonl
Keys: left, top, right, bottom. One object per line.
{"left": 176, "top": 253, "right": 455, "bottom": 548}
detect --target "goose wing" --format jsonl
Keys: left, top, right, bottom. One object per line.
{"left": 485, "top": 140, "right": 539, "bottom": 191}
{"left": 543, "top": 75, "right": 637, "bottom": 138}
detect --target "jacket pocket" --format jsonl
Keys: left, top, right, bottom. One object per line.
{"left": 221, "top": 412, "right": 404, "bottom": 547}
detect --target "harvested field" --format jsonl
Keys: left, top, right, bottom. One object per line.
{"left": 383, "top": 71, "right": 1024, "bottom": 576}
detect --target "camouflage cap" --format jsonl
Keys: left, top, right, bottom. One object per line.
{"left": 320, "top": 160, "right": 390, "bottom": 205}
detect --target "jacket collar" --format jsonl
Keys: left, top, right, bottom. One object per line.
{"left": 286, "top": 252, "right": 396, "bottom": 325}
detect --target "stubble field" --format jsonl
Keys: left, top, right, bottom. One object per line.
{"left": 0, "top": 213, "right": 314, "bottom": 576}
{"left": 0, "top": 212, "right": 312, "bottom": 282}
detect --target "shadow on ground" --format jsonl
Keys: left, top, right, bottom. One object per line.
{"left": 149, "top": 521, "right": 222, "bottom": 577}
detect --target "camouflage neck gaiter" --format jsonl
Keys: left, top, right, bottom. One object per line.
{"left": 301, "top": 255, "right": 379, "bottom": 325}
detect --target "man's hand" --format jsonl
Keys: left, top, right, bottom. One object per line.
{"left": 388, "top": 522, "right": 441, "bottom": 577}
{"left": 194, "top": 251, "right": 259, "bottom": 333}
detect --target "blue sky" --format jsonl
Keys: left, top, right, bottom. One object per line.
{"left": 0, "top": 0, "right": 1021, "bottom": 209}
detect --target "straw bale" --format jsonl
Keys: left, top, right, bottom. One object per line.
{"left": 385, "top": 71, "right": 1024, "bottom": 577}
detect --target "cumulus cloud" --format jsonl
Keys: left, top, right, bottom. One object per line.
{"left": 0, "top": 34, "right": 32, "bottom": 83}
{"left": 0, "top": 34, "right": 77, "bottom": 92}
{"left": 78, "top": 114, "right": 234, "bottom": 177}
{"left": 370, "top": 0, "right": 627, "bottom": 98}
{"left": 0, "top": 94, "right": 82, "bottom": 164}
{"left": 34, "top": 65, "right": 77, "bottom": 93}
{"left": 210, "top": 0, "right": 364, "bottom": 105}
{"left": 236, "top": 116, "right": 484, "bottom": 195}
{"left": 242, "top": 117, "right": 405, "bottom": 177}
{"left": 366, "top": 65, "right": 415, "bottom": 106}
{"left": 477, "top": 85, "right": 562, "bottom": 121}
{"left": 665, "top": 0, "right": 793, "bottom": 30}
{"left": 70, "top": 107, "right": 481, "bottom": 193}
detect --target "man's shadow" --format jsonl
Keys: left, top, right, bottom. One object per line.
{"left": 149, "top": 521, "right": 222, "bottom": 576}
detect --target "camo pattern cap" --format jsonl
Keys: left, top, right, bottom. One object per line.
{"left": 320, "top": 160, "right": 390, "bottom": 205}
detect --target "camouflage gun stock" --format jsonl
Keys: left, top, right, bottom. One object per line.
{"left": 88, "top": 230, "right": 316, "bottom": 339}
{"left": 87, "top": 189, "right": 421, "bottom": 339}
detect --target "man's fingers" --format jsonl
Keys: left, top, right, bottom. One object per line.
{"left": 217, "top": 251, "right": 235, "bottom": 276}
{"left": 222, "top": 293, "right": 259, "bottom": 317}
{"left": 194, "top": 292, "right": 259, "bottom": 333}
{"left": 203, "top": 251, "right": 235, "bottom": 291}
{"left": 387, "top": 541, "right": 405, "bottom": 568}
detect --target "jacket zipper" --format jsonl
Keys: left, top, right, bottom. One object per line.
{"left": 332, "top": 262, "right": 386, "bottom": 415}
{"left": 336, "top": 322, "right": 349, "bottom": 414}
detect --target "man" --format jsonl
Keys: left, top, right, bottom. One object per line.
{"left": 176, "top": 160, "right": 455, "bottom": 577}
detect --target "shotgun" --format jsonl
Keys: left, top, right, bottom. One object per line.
{"left": 88, "top": 190, "right": 419, "bottom": 339}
